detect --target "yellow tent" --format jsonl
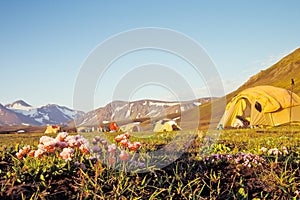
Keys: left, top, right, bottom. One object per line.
{"left": 219, "top": 85, "right": 300, "bottom": 128}
{"left": 153, "top": 119, "right": 181, "bottom": 132}
{"left": 45, "top": 125, "right": 60, "bottom": 134}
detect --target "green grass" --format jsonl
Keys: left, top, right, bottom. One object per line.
{"left": 0, "top": 127, "right": 299, "bottom": 199}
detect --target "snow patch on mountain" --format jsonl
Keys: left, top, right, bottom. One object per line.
{"left": 3, "top": 100, "right": 85, "bottom": 126}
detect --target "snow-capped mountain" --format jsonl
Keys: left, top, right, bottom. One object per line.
{"left": 0, "top": 100, "right": 85, "bottom": 126}
{"left": 6, "top": 100, "right": 32, "bottom": 111}
{"left": 75, "top": 98, "right": 212, "bottom": 127}
{"left": 0, "top": 103, "right": 24, "bottom": 126}
{"left": 1, "top": 98, "right": 213, "bottom": 127}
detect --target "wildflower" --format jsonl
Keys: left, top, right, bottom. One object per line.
{"left": 109, "top": 157, "right": 115, "bottom": 164}
{"left": 260, "top": 147, "right": 268, "bottom": 153}
{"left": 138, "top": 162, "right": 146, "bottom": 168}
{"left": 120, "top": 139, "right": 129, "bottom": 148}
{"left": 74, "top": 135, "right": 89, "bottom": 147}
{"left": 16, "top": 145, "right": 31, "bottom": 159}
{"left": 75, "top": 161, "right": 86, "bottom": 170}
{"left": 128, "top": 143, "right": 135, "bottom": 151}
{"left": 119, "top": 151, "right": 130, "bottom": 161}
{"left": 37, "top": 144, "right": 46, "bottom": 150}
{"left": 79, "top": 163, "right": 86, "bottom": 170}
{"left": 108, "top": 144, "right": 117, "bottom": 154}
{"left": 55, "top": 141, "right": 68, "bottom": 148}
{"left": 101, "top": 140, "right": 107, "bottom": 146}
{"left": 74, "top": 161, "right": 80, "bottom": 166}
{"left": 60, "top": 147, "right": 74, "bottom": 161}
{"left": 115, "top": 134, "right": 124, "bottom": 143}
{"left": 92, "top": 138, "right": 98, "bottom": 145}
{"left": 130, "top": 160, "right": 146, "bottom": 168}
{"left": 79, "top": 144, "right": 90, "bottom": 154}
{"left": 94, "top": 136, "right": 101, "bottom": 141}
{"left": 34, "top": 148, "right": 46, "bottom": 158}
{"left": 65, "top": 137, "right": 78, "bottom": 147}
{"left": 268, "top": 148, "right": 282, "bottom": 155}
{"left": 56, "top": 132, "right": 68, "bottom": 142}
{"left": 124, "top": 132, "right": 130, "bottom": 139}
{"left": 88, "top": 156, "right": 97, "bottom": 160}
{"left": 28, "top": 150, "right": 35, "bottom": 157}
{"left": 128, "top": 141, "right": 141, "bottom": 152}
{"left": 133, "top": 141, "right": 141, "bottom": 148}
{"left": 39, "top": 136, "right": 54, "bottom": 144}
{"left": 92, "top": 145, "right": 101, "bottom": 153}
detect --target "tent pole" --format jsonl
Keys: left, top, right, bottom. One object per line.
{"left": 289, "top": 79, "right": 295, "bottom": 125}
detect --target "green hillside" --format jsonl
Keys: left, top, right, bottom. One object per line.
{"left": 186, "top": 48, "right": 300, "bottom": 130}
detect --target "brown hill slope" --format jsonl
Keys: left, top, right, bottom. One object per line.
{"left": 231, "top": 48, "right": 300, "bottom": 99}
{"left": 185, "top": 48, "right": 300, "bottom": 130}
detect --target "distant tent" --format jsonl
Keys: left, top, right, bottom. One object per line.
{"left": 153, "top": 119, "right": 181, "bottom": 132}
{"left": 218, "top": 85, "right": 300, "bottom": 128}
{"left": 77, "top": 126, "right": 95, "bottom": 133}
{"left": 121, "top": 123, "right": 143, "bottom": 132}
{"left": 45, "top": 125, "right": 60, "bottom": 134}
{"left": 109, "top": 122, "right": 119, "bottom": 132}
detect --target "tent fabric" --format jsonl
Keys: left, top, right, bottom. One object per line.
{"left": 121, "top": 123, "right": 142, "bottom": 132}
{"left": 153, "top": 119, "right": 181, "bottom": 132}
{"left": 219, "top": 85, "right": 300, "bottom": 128}
{"left": 45, "top": 125, "right": 60, "bottom": 134}
{"left": 109, "top": 122, "right": 118, "bottom": 131}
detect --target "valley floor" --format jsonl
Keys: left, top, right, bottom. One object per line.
{"left": 0, "top": 127, "right": 299, "bottom": 199}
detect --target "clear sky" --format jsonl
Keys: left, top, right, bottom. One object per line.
{"left": 1, "top": 1, "right": 300, "bottom": 112}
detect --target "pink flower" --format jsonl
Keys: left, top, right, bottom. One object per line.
{"left": 101, "top": 140, "right": 107, "bottom": 146}
{"left": 260, "top": 147, "right": 268, "bottom": 153}
{"left": 108, "top": 144, "right": 117, "bottom": 154}
{"left": 55, "top": 141, "right": 69, "bottom": 148}
{"left": 128, "top": 142, "right": 141, "bottom": 152}
{"left": 124, "top": 132, "right": 130, "bottom": 139}
{"left": 65, "top": 135, "right": 89, "bottom": 149}
{"left": 79, "top": 144, "right": 90, "bottom": 154}
{"left": 115, "top": 134, "right": 124, "bottom": 143}
{"left": 109, "top": 157, "right": 115, "bottom": 164}
{"left": 60, "top": 147, "right": 74, "bottom": 161}
{"left": 120, "top": 139, "right": 129, "bottom": 148}
{"left": 65, "top": 136, "right": 78, "bottom": 147}
{"left": 34, "top": 148, "right": 46, "bottom": 158}
{"left": 127, "top": 143, "right": 134, "bottom": 151}
{"left": 92, "top": 138, "right": 98, "bottom": 145}
{"left": 39, "top": 136, "right": 54, "bottom": 145}
{"left": 268, "top": 148, "right": 282, "bottom": 155}
{"left": 119, "top": 151, "right": 130, "bottom": 161}
{"left": 133, "top": 141, "right": 141, "bottom": 148}
{"left": 94, "top": 136, "right": 101, "bottom": 141}
{"left": 16, "top": 145, "right": 31, "bottom": 159}
{"left": 56, "top": 132, "right": 68, "bottom": 142}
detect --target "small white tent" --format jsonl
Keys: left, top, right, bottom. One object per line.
{"left": 153, "top": 119, "right": 181, "bottom": 132}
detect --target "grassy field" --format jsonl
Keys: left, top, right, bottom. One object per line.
{"left": 0, "top": 127, "right": 299, "bottom": 199}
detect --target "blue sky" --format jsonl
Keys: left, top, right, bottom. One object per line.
{"left": 1, "top": 1, "right": 300, "bottom": 112}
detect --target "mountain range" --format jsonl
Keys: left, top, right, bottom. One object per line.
{"left": 1, "top": 48, "right": 300, "bottom": 130}
{"left": 74, "top": 98, "right": 212, "bottom": 127}
{"left": 0, "top": 98, "right": 212, "bottom": 128}
{"left": 0, "top": 100, "right": 84, "bottom": 126}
